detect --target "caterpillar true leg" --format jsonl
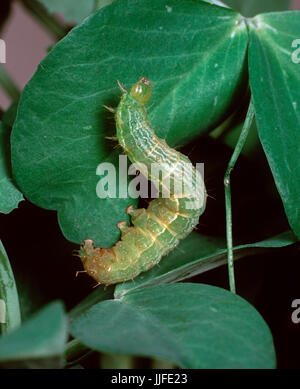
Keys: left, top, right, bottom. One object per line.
{"left": 103, "top": 105, "right": 116, "bottom": 113}
{"left": 104, "top": 136, "right": 118, "bottom": 141}
{"left": 79, "top": 78, "right": 207, "bottom": 285}
{"left": 75, "top": 270, "right": 87, "bottom": 277}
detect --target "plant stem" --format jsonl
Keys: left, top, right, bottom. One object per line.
{"left": 93, "top": 0, "right": 114, "bottom": 12}
{"left": 0, "top": 65, "right": 20, "bottom": 102}
{"left": 151, "top": 358, "right": 175, "bottom": 369}
{"left": 0, "top": 242, "right": 21, "bottom": 335}
{"left": 64, "top": 339, "right": 91, "bottom": 364}
{"left": 224, "top": 98, "right": 255, "bottom": 294}
{"left": 100, "top": 353, "right": 135, "bottom": 369}
{"left": 20, "top": 0, "right": 67, "bottom": 41}
{"left": 210, "top": 86, "right": 251, "bottom": 140}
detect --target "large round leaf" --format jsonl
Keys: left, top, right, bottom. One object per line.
{"left": 248, "top": 11, "right": 300, "bottom": 239}
{"left": 11, "top": 0, "right": 248, "bottom": 246}
{"left": 70, "top": 283, "right": 276, "bottom": 368}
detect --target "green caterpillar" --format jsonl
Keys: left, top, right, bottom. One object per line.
{"left": 79, "top": 78, "right": 207, "bottom": 285}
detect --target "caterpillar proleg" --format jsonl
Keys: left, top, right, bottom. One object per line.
{"left": 79, "top": 78, "right": 207, "bottom": 285}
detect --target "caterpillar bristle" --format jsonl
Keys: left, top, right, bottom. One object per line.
{"left": 103, "top": 104, "right": 116, "bottom": 113}
{"left": 73, "top": 249, "right": 82, "bottom": 258}
{"left": 206, "top": 193, "right": 216, "bottom": 201}
{"left": 174, "top": 245, "right": 186, "bottom": 255}
{"left": 113, "top": 143, "right": 122, "bottom": 150}
{"left": 117, "top": 79, "right": 126, "bottom": 93}
{"left": 75, "top": 270, "right": 87, "bottom": 277}
{"left": 105, "top": 136, "right": 118, "bottom": 141}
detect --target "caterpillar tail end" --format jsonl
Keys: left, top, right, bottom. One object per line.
{"left": 79, "top": 239, "right": 116, "bottom": 286}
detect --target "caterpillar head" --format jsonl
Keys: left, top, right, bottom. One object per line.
{"left": 130, "top": 77, "right": 152, "bottom": 104}
{"left": 79, "top": 239, "right": 115, "bottom": 285}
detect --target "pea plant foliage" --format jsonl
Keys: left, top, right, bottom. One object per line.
{"left": 0, "top": 0, "right": 299, "bottom": 369}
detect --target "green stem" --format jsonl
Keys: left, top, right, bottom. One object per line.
{"left": 93, "top": 0, "right": 114, "bottom": 12}
{"left": 64, "top": 339, "right": 91, "bottom": 364}
{"left": 210, "top": 86, "right": 251, "bottom": 140}
{"left": 100, "top": 353, "right": 135, "bottom": 369}
{"left": 151, "top": 358, "right": 175, "bottom": 369}
{"left": 20, "top": 0, "right": 67, "bottom": 40}
{"left": 0, "top": 242, "right": 21, "bottom": 335}
{"left": 0, "top": 65, "right": 20, "bottom": 102}
{"left": 224, "top": 98, "right": 255, "bottom": 294}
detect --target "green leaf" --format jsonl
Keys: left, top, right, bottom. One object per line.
{"left": 0, "top": 241, "right": 21, "bottom": 334}
{"left": 11, "top": 0, "right": 248, "bottom": 246}
{"left": 0, "top": 301, "right": 67, "bottom": 368}
{"left": 64, "top": 338, "right": 91, "bottom": 365}
{"left": 248, "top": 11, "right": 300, "bottom": 239}
{"left": 70, "top": 283, "right": 276, "bottom": 368}
{"left": 115, "top": 230, "right": 297, "bottom": 298}
{"left": 69, "top": 285, "right": 114, "bottom": 321}
{"left": 94, "top": 0, "right": 116, "bottom": 11}
{"left": 14, "top": 273, "right": 47, "bottom": 323}
{"left": 225, "top": 0, "right": 291, "bottom": 17}
{"left": 202, "top": 0, "right": 228, "bottom": 7}
{"left": 0, "top": 121, "right": 23, "bottom": 214}
{"left": 37, "top": 0, "right": 95, "bottom": 24}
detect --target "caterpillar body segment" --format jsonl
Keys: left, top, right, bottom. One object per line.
{"left": 79, "top": 78, "right": 207, "bottom": 285}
